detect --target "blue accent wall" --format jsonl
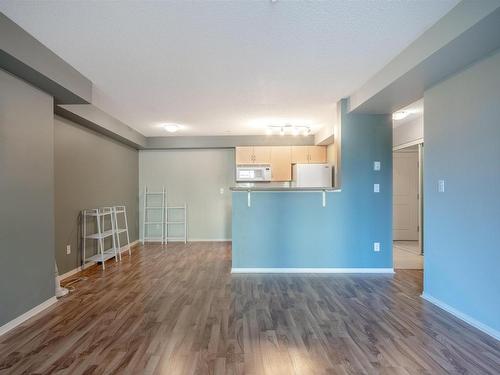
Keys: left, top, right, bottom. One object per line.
{"left": 232, "top": 99, "right": 393, "bottom": 269}
{"left": 423, "top": 50, "right": 500, "bottom": 336}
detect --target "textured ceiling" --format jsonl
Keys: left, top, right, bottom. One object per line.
{"left": 0, "top": 0, "right": 457, "bottom": 136}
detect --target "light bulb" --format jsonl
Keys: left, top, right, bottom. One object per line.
{"left": 162, "top": 124, "right": 180, "bottom": 133}
{"left": 392, "top": 111, "right": 409, "bottom": 121}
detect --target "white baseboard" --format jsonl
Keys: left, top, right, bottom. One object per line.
{"left": 58, "top": 240, "right": 140, "bottom": 281}
{"left": 421, "top": 293, "right": 500, "bottom": 341}
{"left": 121, "top": 240, "right": 140, "bottom": 252}
{"left": 187, "top": 239, "right": 231, "bottom": 242}
{"left": 58, "top": 266, "right": 83, "bottom": 281}
{"left": 139, "top": 238, "right": 231, "bottom": 243}
{"left": 0, "top": 296, "right": 57, "bottom": 337}
{"left": 231, "top": 268, "right": 394, "bottom": 274}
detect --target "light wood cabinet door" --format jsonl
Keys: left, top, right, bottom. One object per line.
{"left": 235, "top": 147, "right": 254, "bottom": 164}
{"left": 308, "top": 146, "right": 327, "bottom": 163}
{"left": 253, "top": 146, "right": 272, "bottom": 164}
{"left": 270, "top": 146, "right": 292, "bottom": 181}
{"left": 291, "top": 146, "right": 309, "bottom": 163}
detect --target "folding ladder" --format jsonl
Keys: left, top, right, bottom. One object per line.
{"left": 165, "top": 203, "right": 187, "bottom": 244}
{"left": 113, "top": 206, "right": 131, "bottom": 259}
{"left": 143, "top": 186, "right": 166, "bottom": 244}
{"left": 82, "top": 207, "right": 119, "bottom": 270}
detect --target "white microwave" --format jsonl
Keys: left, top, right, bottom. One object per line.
{"left": 236, "top": 165, "right": 272, "bottom": 182}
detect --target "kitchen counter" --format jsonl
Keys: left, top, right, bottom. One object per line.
{"left": 231, "top": 187, "right": 392, "bottom": 273}
{"left": 231, "top": 182, "right": 341, "bottom": 192}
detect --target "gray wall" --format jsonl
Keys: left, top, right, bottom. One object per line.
{"left": 0, "top": 69, "right": 55, "bottom": 326}
{"left": 146, "top": 135, "right": 315, "bottom": 149}
{"left": 0, "top": 13, "right": 92, "bottom": 103}
{"left": 393, "top": 116, "right": 423, "bottom": 148}
{"left": 54, "top": 116, "right": 139, "bottom": 274}
{"left": 423, "top": 49, "right": 500, "bottom": 336}
{"left": 139, "top": 149, "right": 235, "bottom": 241}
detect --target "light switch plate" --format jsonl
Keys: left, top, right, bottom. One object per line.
{"left": 374, "top": 242, "right": 380, "bottom": 252}
{"left": 374, "top": 184, "right": 380, "bottom": 193}
{"left": 219, "top": 188, "right": 224, "bottom": 195}
{"left": 438, "top": 180, "right": 445, "bottom": 193}
{"left": 66, "top": 245, "right": 71, "bottom": 255}
{"left": 374, "top": 161, "right": 381, "bottom": 171}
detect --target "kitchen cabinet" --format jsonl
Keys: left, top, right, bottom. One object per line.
{"left": 253, "top": 146, "right": 272, "bottom": 164}
{"left": 236, "top": 145, "right": 326, "bottom": 181}
{"left": 235, "top": 146, "right": 271, "bottom": 164}
{"left": 308, "top": 146, "right": 327, "bottom": 163}
{"left": 270, "top": 146, "right": 292, "bottom": 181}
{"left": 235, "top": 147, "right": 254, "bottom": 164}
{"left": 291, "top": 146, "right": 309, "bottom": 163}
{"left": 291, "top": 146, "right": 327, "bottom": 163}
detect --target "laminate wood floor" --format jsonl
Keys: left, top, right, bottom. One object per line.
{"left": 1, "top": 243, "right": 499, "bottom": 374}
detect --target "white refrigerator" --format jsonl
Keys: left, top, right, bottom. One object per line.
{"left": 292, "top": 164, "right": 333, "bottom": 187}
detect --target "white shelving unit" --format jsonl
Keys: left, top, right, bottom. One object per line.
{"left": 82, "top": 207, "right": 119, "bottom": 270}
{"left": 165, "top": 203, "right": 187, "bottom": 244}
{"left": 113, "top": 206, "right": 131, "bottom": 259}
{"left": 143, "top": 186, "right": 166, "bottom": 244}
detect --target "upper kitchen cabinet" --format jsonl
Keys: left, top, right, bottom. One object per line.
{"left": 308, "top": 146, "right": 327, "bottom": 163}
{"left": 291, "top": 145, "right": 309, "bottom": 163}
{"left": 270, "top": 146, "right": 291, "bottom": 181}
{"left": 253, "top": 146, "right": 272, "bottom": 164}
{"left": 235, "top": 146, "right": 271, "bottom": 164}
{"left": 235, "top": 146, "right": 254, "bottom": 164}
{"left": 291, "top": 146, "right": 327, "bottom": 163}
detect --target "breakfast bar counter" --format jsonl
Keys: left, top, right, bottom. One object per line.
{"left": 230, "top": 187, "right": 393, "bottom": 274}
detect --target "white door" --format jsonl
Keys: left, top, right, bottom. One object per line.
{"left": 393, "top": 149, "right": 419, "bottom": 240}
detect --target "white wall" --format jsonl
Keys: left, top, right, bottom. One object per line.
{"left": 139, "top": 149, "right": 235, "bottom": 241}
{"left": 393, "top": 117, "right": 423, "bottom": 148}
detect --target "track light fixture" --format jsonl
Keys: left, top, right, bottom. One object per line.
{"left": 266, "top": 124, "right": 311, "bottom": 136}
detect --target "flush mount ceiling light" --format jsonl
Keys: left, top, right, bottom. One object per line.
{"left": 161, "top": 123, "right": 180, "bottom": 133}
{"left": 392, "top": 111, "right": 409, "bottom": 121}
{"left": 267, "top": 124, "right": 311, "bottom": 136}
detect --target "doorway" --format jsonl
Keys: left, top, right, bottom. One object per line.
{"left": 393, "top": 143, "right": 423, "bottom": 269}
{"left": 392, "top": 99, "right": 424, "bottom": 270}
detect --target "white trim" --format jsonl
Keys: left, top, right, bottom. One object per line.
{"left": 187, "top": 238, "right": 232, "bottom": 242}
{"left": 234, "top": 189, "right": 342, "bottom": 194}
{"left": 58, "top": 266, "right": 83, "bottom": 282}
{"left": 143, "top": 238, "right": 232, "bottom": 242}
{"left": 231, "top": 268, "right": 394, "bottom": 274}
{"left": 0, "top": 296, "right": 57, "bottom": 337}
{"left": 421, "top": 293, "right": 500, "bottom": 341}
{"left": 393, "top": 138, "right": 423, "bottom": 151}
{"left": 120, "top": 239, "right": 139, "bottom": 252}
{"left": 58, "top": 240, "right": 140, "bottom": 281}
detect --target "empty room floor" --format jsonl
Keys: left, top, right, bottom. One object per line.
{"left": 1, "top": 243, "right": 498, "bottom": 374}
{"left": 394, "top": 240, "right": 423, "bottom": 270}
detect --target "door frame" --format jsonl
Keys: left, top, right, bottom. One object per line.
{"left": 393, "top": 140, "right": 424, "bottom": 255}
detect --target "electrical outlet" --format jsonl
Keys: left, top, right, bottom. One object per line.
{"left": 438, "top": 180, "right": 445, "bottom": 193}
{"left": 219, "top": 188, "right": 224, "bottom": 195}
{"left": 66, "top": 245, "right": 71, "bottom": 255}
{"left": 373, "top": 242, "right": 380, "bottom": 252}
{"left": 374, "top": 161, "right": 381, "bottom": 171}
{"left": 374, "top": 184, "right": 380, "bottom": 193}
